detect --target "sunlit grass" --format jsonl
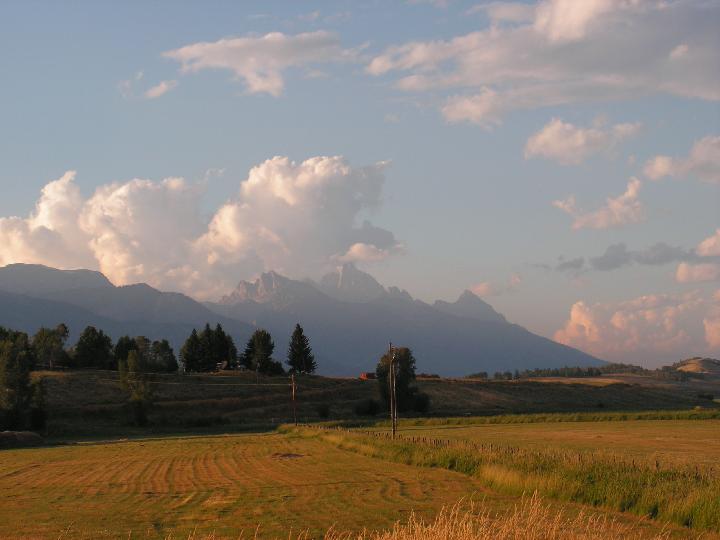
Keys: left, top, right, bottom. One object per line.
{"left": 292, "top": 425, "right": 720, "bottom": 533}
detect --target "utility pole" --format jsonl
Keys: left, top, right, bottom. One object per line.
{"left": 291, "top": 373, "right": 297, "bottom": 426}
{"left": 388, "top": 342, "right": 397, "bottom": 439}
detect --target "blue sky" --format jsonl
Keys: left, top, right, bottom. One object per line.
{"left": 0, "top": 0, "right": 718, "bottom": 365}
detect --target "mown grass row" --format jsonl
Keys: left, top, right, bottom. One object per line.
{"left": 287, "top": 426, "right": 720, "bottom": 534}
{"left": 173, "top": 494, "right": 672, "bottom": 539}
{"left": 363, "top": 408, "right": 720, "bottom": 427}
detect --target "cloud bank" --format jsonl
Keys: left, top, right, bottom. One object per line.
{"left": 368, "top": 0, "right": 719, "bottom": 126}
{"left": 670, "top": 229, "right": 720, "bottom": 284}
{"left": 555, "top": 290, "right": 720, "bottom": 366}
{"left": 0, "top": 157, "right": 399, "bottom": 299}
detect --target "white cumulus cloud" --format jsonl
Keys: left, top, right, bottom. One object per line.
{"left": 675, "top": 262, "right": 720, "bottom": 284}
{"left": 337, "top": 243, "right": 395, "bottom": 263}
{"left": 554, "top": 290, "right": 719, "bottom": 365}
{"left": 163, "top": 31, "right": 356, "bottom": 96}
{"left": 697, "top": 229, "right": 720, "bottom": 257}
{"left": 525, "top": 118, "right": 641, "bottom": 165}
{"left": 198, "top": 156, "right": 399, "bottom": 280}
{"left": 0, "top": 157, "right": 399, "bottom": 300}
{"left": 368, "top": 0, "right": 719, "bottom": 126}
{"left": 643, "top": 135, "right": 720, "bottom": 184}
{"left": 0, "top": 171, "right": 95, "bottom": 269}
{"left": 553, "top": 178, "right": 643, "bottom": 230}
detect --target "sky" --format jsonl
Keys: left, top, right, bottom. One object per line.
{"left": 0, "top": 0, "right": 718, "bottom": 366}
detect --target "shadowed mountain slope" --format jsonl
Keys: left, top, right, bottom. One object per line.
{"left": 209, "top": 265, "right": 602, "bottom": 376}
{"left": 0, "top": 264, "right": 253, "bottom": 349}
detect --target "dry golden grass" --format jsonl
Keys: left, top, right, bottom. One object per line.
{"left": 174, "top": 495, "right": 673, "bottom": 540}
{"left": 0, "top": 432, "right": 504, "bottom": 539}
{"left": 385, "top": 418, "right": 720, "bottom": 465}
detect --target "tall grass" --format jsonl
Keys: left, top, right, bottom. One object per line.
{"left": 289, "top": 426, "right": 720, "bottom": 534}
{"left": 176, "top": 495, "right": 671, "bottom": 539}
{"left": 358, "top": 408, "right": 720, "bottom": 428}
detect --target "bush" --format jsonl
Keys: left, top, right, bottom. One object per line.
{"left": 413, "top": 392, "right": 431, "bottom": 413}
{"left": 315, "top": 403, "right": 331, "bottom": 419}
{"left": 354, "top": 398, "right": 381, "bottom": 416}
{"left": 127, "top": 399, "right": 149, "bottom": 427}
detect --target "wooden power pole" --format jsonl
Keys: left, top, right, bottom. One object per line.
{"left": 291, "top": 373, "right": 298, "bottom": 426}
{"left": 389, "top": 343, "right": 398, "bottom": 439}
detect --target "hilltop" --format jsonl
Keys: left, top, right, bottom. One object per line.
{"left": 674, "top": 357, "right": 720, "bottom": 375}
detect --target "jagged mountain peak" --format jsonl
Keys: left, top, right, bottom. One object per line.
{"left": 433, "top": 289, "right": 507, "bottom": 324}
{"left": 319, "top": 263, "right": 389, "bottom": 303}
{"left": 220, "top": 270, "right": 324, "bottom": 307}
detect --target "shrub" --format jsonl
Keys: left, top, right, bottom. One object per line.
{"left": 315, "top": 403, "right": 331, "bottom": 418}
{"left": 354, "top": 398, "right": 381, "bottom": 416}
{"left": 413, "top": 392, "right": 431, "bottom": 413}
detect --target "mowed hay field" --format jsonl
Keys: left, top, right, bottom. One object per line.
{"left": 0, "top": 431, "right": 510, "bottom": 539}
{"left": 313, "top": 415, "right": 720, "bottom": 534}
{"left": 372, "top": 418, "right": 720, "bottom": 465}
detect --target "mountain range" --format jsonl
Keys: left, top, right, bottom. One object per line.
{"left": 0, "top": 263, "right": 602, "bottom": 375}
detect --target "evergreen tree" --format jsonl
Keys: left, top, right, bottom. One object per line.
{"left": 239, "top": 333, "right": 256, "bottom": 370}
{"left": 209, "top": 324, "right": 237, "bottom": 369}
{"left": 224, "top": 333, "right": 238, "bottom": 369}
{"left": 197, "top": 324, "right": 218, "bottom": 371}
{"left": 0, "top": 332, "right": 35, "bottom": 430}
{"left": 240, "top": 329, "right": 283, "bottom": 375}
{"left": 180, "top": 329, "right": 203, "bottom": 372}
{"left": 286, "top": 324, "right": 316, "bottom": 374}
{"left": 73, "top": 326, "right": 113, "bottom": 369}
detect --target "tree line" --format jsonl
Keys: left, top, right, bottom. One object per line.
{"left": 180, "top": 323, "right": 316, "bottom": 375}
{"left": 0, "top": 321, "right": 317, "bottom": 430}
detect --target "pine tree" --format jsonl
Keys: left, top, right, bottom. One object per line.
{"left": 198, "top": 324, "right": 216, "bottom": 371}
{"left": 239, "top": 333, "right": 256, "bottom": 370}
{"left": 287, "top": 324, "right": 316, "bottom": 374}
{"left": 0, "top": 332, "right": 35, "bottom": 430}
{"left": 180, "top": 329, "right": 202, "bottom": 372}
{"left": 240, "top": 329, "right": 283, "bottom": 375}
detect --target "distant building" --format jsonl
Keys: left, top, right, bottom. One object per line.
{"left": 359, "top": 372, "right": 376, "bottom": 380}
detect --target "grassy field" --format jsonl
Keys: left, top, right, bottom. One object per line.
{"left": 394, "top": 420, "right": 720, "bottom": 465}
{"left": 2, "top": 417, "right": 717, "bottom": 538}
{"left": 6, "top": 371, "right": 718, "bottom": 538}
{"left": 0, "top": 431, "right": 507, "bottom": 539}
{"left": 35, "top": 369, "right": 718, "bottom": 436}
{"left": 300, "top": 415, "right": 720, "bottom": 534}
{"left": 364, "top": 415, "right": 720, "bottom": 465}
